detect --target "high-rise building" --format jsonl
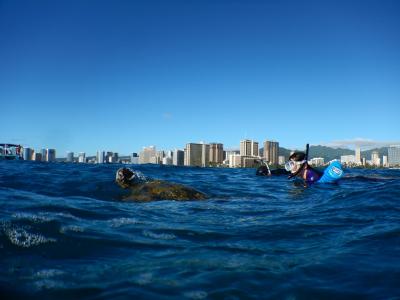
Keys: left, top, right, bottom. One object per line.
{"left": 139, "top": 146, "right": 156, "bottom": 164}
{"left": 173, "top": 149, "right": 184, "bottom": 166}
{"left": 105, "top": 151, "right": 113, "bottom": 163}
{"left": 166, "top": 151, "right": 173, "bottom": 159}
{"left": 355, "top": 147, "right": 361, "bottom": 164}
{"left": 131, "top": 153, "right": 139, "bottom": 164}
{"left": 78, "top": 152, "right": 86, "bottom": 163}
{"left": 66, "top": 151, "right": 74, "bottom": 163}
{"left": 383, "top": 155, "right": 388, "bottom": 167}
{"left": 47, "top": 149, "right": 56, "bottom": 162}
{"left": 240, "top": 140, "right": 258, "bottom": 157}
{"left": 388, "top": 146, "right": 400, "bottom": 166}
{"left": 371, "top": 151, "right": 380, "bottom": 166}
{"left": 240, "top": 140, "right": 251, "bottom": 156}
{"left": 185, "top": 143, "right": 203, "bottom": 167}
{"left": 209, "top": 143, "right": 224, "bottom": 165}
{"left": 23, "top": 148, "right": 33, "bottom": 161}
{"left": 341, "top": 155, "right": 356, "bottom": 164}
{"left": 30, "top": 149, "right": 36, "bottom": 161}
{"left": 34, "top": 152, "right": 42, "bottom": 161}
{"left": 278, "top": 155, "right": 286, "bottom": 165}
{"left": 229, "top": 153, "right": 242, "bottom": 168}
{"left": 41, "top": 149, "right": 47, "bottom": 160}
{"left": 263, "top": 140, "right": 279, "bottom": 165}
{"left": 309, "top": 157, "right": 325, "bottom": 166}
{"left": 152, "top": 151, "right": 164, "bottom": 164}
{"left": 201, "top": 143, "right": 210, "bottom": 167}
{"left": 162, "top": 157, "right": 172, "bottom": 165}
{"left": 97, "top": 151, "right": 105, "bottom": 164}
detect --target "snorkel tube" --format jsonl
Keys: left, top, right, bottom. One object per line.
{"left": 287, "top": 143, "right": 309, "bottom": 179}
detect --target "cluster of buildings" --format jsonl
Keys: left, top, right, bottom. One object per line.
{"left": 21, "top": 139, "right": 281, "bottom": 168}
{"left": 340, "top": 146, "right": 400, "bottom": 167}
{"left": 17, "top": 142, "right": 400, "bottom": 168}
{"left": 135, "top": 140, "right": 280, "bottom": 168}
{"left": 21, "top": 148, "right": 57, "bottom": 162}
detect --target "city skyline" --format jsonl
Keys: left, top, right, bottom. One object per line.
{"left": 14, "top": 137, "right": 400, "bottom": 158}
{"left": 15, "top": 140, "right": 400, "bottom": 167}
{"left": 1, "top": 0, "right": 399, "bottom": 155}
{"left": 17, "top": 138, "right": 400, "bottom": 159}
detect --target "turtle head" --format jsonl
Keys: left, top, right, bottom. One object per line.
{"left": 116, "top": 167, "right": 142, "bottom": 188}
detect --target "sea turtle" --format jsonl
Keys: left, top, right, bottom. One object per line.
{"left": 115, "top": 167, "right": 207, "bottom": 201}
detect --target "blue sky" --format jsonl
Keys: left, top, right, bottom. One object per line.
{"left": 1, "top": 0, "right": 399, "bottom": 156}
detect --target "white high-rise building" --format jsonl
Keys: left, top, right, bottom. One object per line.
{"left": 309, "top": 157, "right": 325, "bottom": 166}
{"left": 383, "top": 155, "right": 388, "bottom": 167}
{"left": 66, "top": 151, "right": 74, "bottom": 163}
{"left": 371, "top": 151, "right": 380, "bottom": 167}
{"left": 131, "top": 153, "right": 139, "bottom": 164}
{"left": 388, "top": 146, "right": 400, "bottom": 166}
{"left": 139, "top": 146, "right": 156, "bottom": 164}
{"left": 23, "top": 148, "right": 33, "bottom": 161}
{"left": 229, "top": 153, "right": 242, "bottom": 168}
{"left": 97, "top": 151, "right": 105, "bottom": 164}
{"left": 162, "top": 157, "right": 172, "bottom": 165}
{"left": 78, "top": 152, "right": 86, "bottom": 163}
{"left": 223, "top": 150, "right": 239, "bottom": 166}
{"left": 341, "top": 155, "right": 356, "bottom": 164}
{"left": 355, "top": 147, "right": 361, "bottom": 164}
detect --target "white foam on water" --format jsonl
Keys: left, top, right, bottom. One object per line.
{"left": 142, "top": 230, "right": 176, "bottom": 240}
{"left": 4, "top": 227, "right": 56, "bottom": 248}
{"left": 12, "top": 212, "right": 53, "bottom": 223}
{"left": 35, "top": 269, "right": 65, "bottom": 279}
{"left": 109, "top": 217, "right": 139, "bottom": 228}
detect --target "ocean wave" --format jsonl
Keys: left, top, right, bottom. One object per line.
{"left": 0, "top": 162, "right": 399, "bottom": 299}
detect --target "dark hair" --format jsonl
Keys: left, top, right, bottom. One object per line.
{"left": 289, "top": 152, "right": 305, "bottom": 162}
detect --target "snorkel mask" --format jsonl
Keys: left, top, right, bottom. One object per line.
{"left": 285, "top": 160, "right": 306, "bottom": 172}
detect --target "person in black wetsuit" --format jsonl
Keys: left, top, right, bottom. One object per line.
{"left": 255, "top": 160, "right": 290, "bottom": 176}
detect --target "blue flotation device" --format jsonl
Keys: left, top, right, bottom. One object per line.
{"left": 318, "top": 160, "right": 343, "bottom": 183}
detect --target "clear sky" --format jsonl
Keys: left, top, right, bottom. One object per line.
{"left": 1, "top": 0, "right": 399, "bottom": 156}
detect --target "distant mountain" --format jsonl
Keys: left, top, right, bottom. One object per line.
{"left": 274, "top": 145, "right": 389, "bottom": 162}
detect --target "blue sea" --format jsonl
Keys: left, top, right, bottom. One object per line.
{"left": 1, "top": 161, "right": 399, "bottom": 299}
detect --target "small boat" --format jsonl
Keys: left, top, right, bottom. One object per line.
{"left": 0, "top": 144, "right": 23, "bottom": 160}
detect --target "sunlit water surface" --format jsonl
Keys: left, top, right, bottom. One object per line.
{"left": 1, "top": 161, "right": 399, "bottom": 299}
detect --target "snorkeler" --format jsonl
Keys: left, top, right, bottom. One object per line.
{"left": 285, "top": 144, "right": 343, "bottom": 185}
{"left": 285, "top": 151, "right": 323, "bottom": 184}
{"left": 115, "top": 167, "right": 207, "bottom": 201}
{"left": 256, "top": 160, "right": 290, "bottom": 176}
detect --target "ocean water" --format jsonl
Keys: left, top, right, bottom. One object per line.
{"left": 0, "top": 160, "right": 399, "bottom": 299}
